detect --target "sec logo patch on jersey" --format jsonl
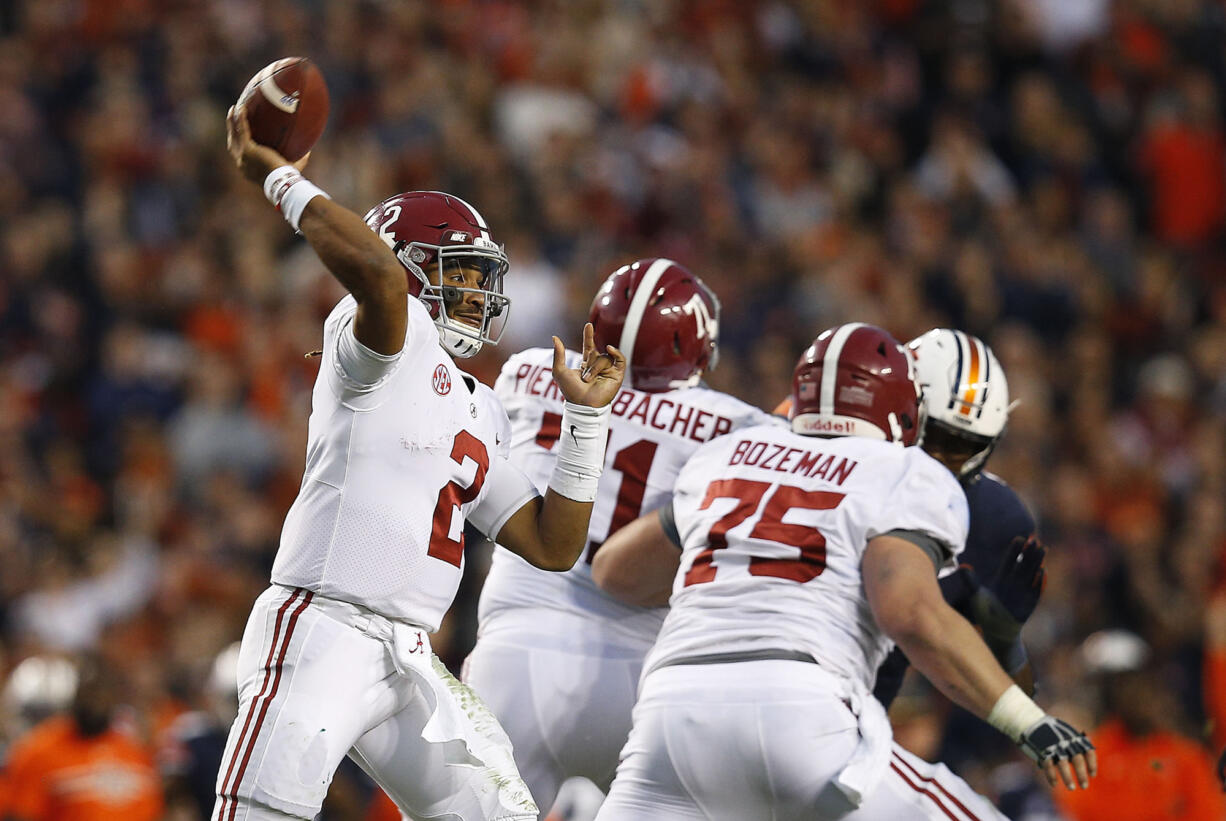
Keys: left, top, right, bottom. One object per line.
{"left": 432, "top": 364, "right": 452, "bottom": 395}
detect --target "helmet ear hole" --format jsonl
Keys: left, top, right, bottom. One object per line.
{"left": 877, "top": 342, "right": 887, "bottom": 356}
{"left": 673, "top": 331, "right": 682, "bottom": 355}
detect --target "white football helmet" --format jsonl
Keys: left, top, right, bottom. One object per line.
{"left": 3, "top": 655, "right": 78, "bottom": 732}
{"left": 907, "top": 328, "right": 1010, "bottom": 479}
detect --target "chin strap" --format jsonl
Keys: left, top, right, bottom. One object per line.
{"left": 438, "top": 324, "right": 482, "bottom": 358}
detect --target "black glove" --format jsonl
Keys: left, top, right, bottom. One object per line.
{"left": 1017, "top": 715, "right": 1094, "bottom": 766}
{"left": 1217, "top": 745, "right": 1225, "bottom": 792}
{"left": 992, "top": 534, "right": 1047, "bottom": 623}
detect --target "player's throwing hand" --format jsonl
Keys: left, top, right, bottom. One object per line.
{"left": 552, "top": 322, "right": 626, "bottom": 408}
{"left": 226, "top": 104, "right": 309, "bottom": 184}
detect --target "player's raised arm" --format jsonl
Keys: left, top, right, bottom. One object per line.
{"left": 863, "top": 533, "right": 1097, "bottom": 792}
{"left": 226, "top": 105, "right": 407, "bottom": 354}
{"left": 493, "top": 324, "right": 626, "bottom": 570}
{"left": 591, "top": 508, "right": 680, "bottom": 607}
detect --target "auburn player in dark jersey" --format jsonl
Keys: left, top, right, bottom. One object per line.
{"left": 873, "top": 329, "right": 1045, "bottom": 709}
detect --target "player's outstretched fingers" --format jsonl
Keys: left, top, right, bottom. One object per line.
{"left": 551, "top": 335, "right": 567, "bottom": 374}
{"left": 1054, "top": 756, "right": 1078, "bottom": 790}
{"left": 1071, "top": 751, "right": 1091, "bottom": 790}
{"left": 600, "top": 344, "right": 626, "bottom": 379}
{"left": 579, "top": 322, "right": 598, "bottom": 380}
{"left": 1086, "top": 747, "right": 1098, "bottom": 779}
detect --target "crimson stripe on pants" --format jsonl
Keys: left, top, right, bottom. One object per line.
{"left": 226, "top": 590, "right": 314, "bottom": 821}
{"left": 214, "top": 588, "right": 306, "bottom": 820}
{"left": 889, "top": 761, "right": 964, "bottom": 821}
{"left": 891, "top": 751, "right": 983, "bottom": 821}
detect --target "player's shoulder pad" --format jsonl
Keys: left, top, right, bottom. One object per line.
{"left": 968, "top": 471, "right": 1035, "bottom": 536}
{"left": 902, "top": 446, "right": 970, "bottom": 535}
{"left": 682, "top": 387, "right": 783, "bottom": 430}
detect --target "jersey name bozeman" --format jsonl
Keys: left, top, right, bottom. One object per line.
{"left": 272, "top": 296, "right": 534, "bottom": 630}
{"left": 646, "top": 425, "right": 969, "bottom": 690}
{"left": 478, "top": 348, "right": 776, "bottom": 651}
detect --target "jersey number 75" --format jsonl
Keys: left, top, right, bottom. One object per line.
{"left": 685, "top": 479, "right": 845, "bottom": 586}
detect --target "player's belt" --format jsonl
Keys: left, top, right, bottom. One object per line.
{"left": 658, "top": 648, "right": 819, "bottom": 668}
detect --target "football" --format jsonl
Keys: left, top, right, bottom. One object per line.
{"left": 237, "top": 57, "right": 329, "bottom": 161}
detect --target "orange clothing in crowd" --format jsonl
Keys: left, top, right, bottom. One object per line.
{"left": 365, "top": 788, "right": 399, "bottom": 821}
{"left": 1054, "top": 719, "right": 1225, "bottom": 821}
{"left": 1208, "top": 645, "right": 1226, "bottom": 752}
{"left": 2, "top": 716, "right": 162, "bottom": 821}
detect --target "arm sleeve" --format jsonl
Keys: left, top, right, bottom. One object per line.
{"left": 658, "top": 500, "right": 682, "bottom": 548}
{"left": 468, "top": 455, "right": 542, "bottom": 542}
{"left": 334, "top": 314, "right": 402, "bottom": 388}
{"left": 882, "top": 529, "right": 947, "bottom": 570}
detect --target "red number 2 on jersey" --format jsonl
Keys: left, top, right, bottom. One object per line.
{"left": 684, "top": 479, "right": 844, "bottom": 586}
{"left": 535, "top": 411, "right": 658, "bottom": 563}
{"left": 428, "top": 430, "right": 489, "bottom": 568}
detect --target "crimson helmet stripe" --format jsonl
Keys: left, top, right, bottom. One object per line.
{"left": 819, "top": 322, "right": 867, "bottom": 414}
{"left": 618, "top": 258, "right": 675, "bottom": 371}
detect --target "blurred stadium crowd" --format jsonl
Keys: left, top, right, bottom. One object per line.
{"left": 0, "top": 0, "right": 1224, "bottom": 818}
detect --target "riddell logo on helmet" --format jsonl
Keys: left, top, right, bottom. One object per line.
{"left": 795, "top": 417, "right": 855, "bottom": 434}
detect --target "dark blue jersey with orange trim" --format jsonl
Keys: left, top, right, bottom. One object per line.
{"left": 873, "top": 472, "right": 1035, "bottom": 707}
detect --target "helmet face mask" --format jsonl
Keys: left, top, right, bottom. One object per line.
{"left": 394, "top": 241, "right": 511, "bottom": 358}
{"left": 364, "top": 191, "right": 511, "bottom": 358}
{"left": 588, "top": 258, "right": 720, "bottom": 393}
{"left": 907, "top": 328, "right": 1010, "bottom": 479}
{"left": 789, "top": 323, "right": 922, "bottom": 445}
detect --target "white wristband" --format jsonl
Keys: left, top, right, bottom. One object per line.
{"left": 986, "top": 684, "right": 1047, "bottom": 742}
{"left": 263, "top": 165, "right": 331, "bottom": 233}
{"left": 548, "top": 401, "right": 611, "bottom": 503}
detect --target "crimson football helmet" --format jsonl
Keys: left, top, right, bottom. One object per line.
{"left": 790, "top": 323, "right": 922, "bottom": 445}
{"left": 588, "top": 258, "right": 720, "bottom": 393}
{"left": 363, "top": 191, "right": 510, "bottom": 358}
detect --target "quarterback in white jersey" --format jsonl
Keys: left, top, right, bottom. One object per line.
{"left": 592, "top": 324, "right": 1096, "bottom": 820}
{"left": 215, "top": 107, "right": 625, "bottom": 821}
{"left": 464, "top": 258, "right": 775, "bottom": 816}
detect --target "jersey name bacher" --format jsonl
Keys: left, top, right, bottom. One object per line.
{"left": 272, "top": 296, "right": 517, "bottom": 631}
{"left": 646, "top": 425, "right": 969, "bottom": 691}
{"left": 478, "top": 348, "right": 774, "bottom": 651}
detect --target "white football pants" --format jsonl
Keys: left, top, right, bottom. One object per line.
{"left": 462, "top": 614, "right": 644, "bottom": 818}
{"left": 212, "top": 585, "right": 537, "bottom": 821}
{"left": 595, "top": 661, "right": 1006, "bottom": 821}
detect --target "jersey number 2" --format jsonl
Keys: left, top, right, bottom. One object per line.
{"left": 428, "top": 431, "right": 489, "bottom": 568}
{"left": 684, "top": 479, "right": 844, "bottom": 586}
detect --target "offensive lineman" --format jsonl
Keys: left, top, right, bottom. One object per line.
{"left": 463, "top": 259, "right": 776, "bottom": 816}
{"left": 592, "top": 324, "right": 1096, "bottom": 819}
{"left": 215, "top": 107, "right": 625, "bottom": 820}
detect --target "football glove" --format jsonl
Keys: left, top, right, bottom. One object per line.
{"left": 1017, "top": 715, "right": 1094, "bottom": 765}
{"left": 992, "top": 534, "right": 1047, "bottom": 623}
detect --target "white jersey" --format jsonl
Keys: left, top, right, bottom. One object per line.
{"left": 478, "top": 348, "right": 776, "bottom": 651}
{"left": 272, "top": 296, "right": 538, "bottom": 630}
{"left": 646, "top": 425, "right": 968, "bottom": 691}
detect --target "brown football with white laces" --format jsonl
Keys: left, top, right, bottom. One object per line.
{"left": 237, "top": 57, "right": 329, "bottom": 161}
